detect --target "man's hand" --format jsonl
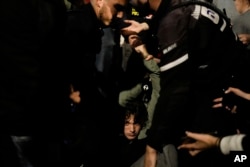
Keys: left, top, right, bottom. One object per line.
{"left": 212, "top": 87, "right": 250, "bottom": 112}
{"left": 238, "top": 34, "right": 250, "bottom": 45}
{"left": 69, "top": 84, "right": 81, "bottom": 104}
{"left": 178, "top": 131, "right": 220, "bottom": 156}
{"left": 121, "top": 20, "right": 149, "bottom": 34}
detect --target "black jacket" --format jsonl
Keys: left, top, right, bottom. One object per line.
{"left": 64, "top": 3, "right": 104, "bottom": 106}
{"left": 147, "top": 0, "right": 244, "bottom": 151}
{"left": 117, "top": 136, "right": 147, "bottom": 167}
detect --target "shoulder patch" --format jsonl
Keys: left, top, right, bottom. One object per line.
{"left": 201, "top": 6, "right": 219, "bottom": 25}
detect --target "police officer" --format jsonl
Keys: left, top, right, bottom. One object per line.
{"left": 122, "top": 0, "right": 244, "bottom": 167}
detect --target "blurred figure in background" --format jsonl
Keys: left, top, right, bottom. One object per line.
{"left": 232, "top": 0, "right": 250, "bottom": 49}
{"left": 0, "top": 0, "right": 68, "bottom": 167}
{"left": 62, "top": 0, "right": 127, "bottom": 166}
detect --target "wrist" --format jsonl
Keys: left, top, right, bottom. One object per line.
{"left": 215, "top": 136, "right": 222, "bottom": 154}
{"left": 142, "top": 54, "right": 149, "bottom": 59}
{"left": 143, "top": 54, "right": 153, "bottom": 60}
{"left": 141, "top": 22, "right": 149, "bottom": 31}
{"left": 215, "top": 137, "right": 221, "bottom": 148}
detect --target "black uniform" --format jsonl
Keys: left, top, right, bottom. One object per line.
{"left": 146, "top": 1, "right": 245, "bottom": 167}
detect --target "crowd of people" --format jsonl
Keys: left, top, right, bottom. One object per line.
{"left": 1, "top": 0, "right": 250, "bottom": 167}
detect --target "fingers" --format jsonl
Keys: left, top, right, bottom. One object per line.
{"left": 121, "top": 29, "right": 137, "bottom": 36}
{"left": 231, "top": 105, "right": 237, "bottom": 113}
{"left": 69, "top": 91, "right": 81, "bottom": 104}
{"left": 178, "top": 143, "right": 201, "bottom": 156}
{"left": 122, "top": 20, "right": 137, "bottom": 29}
{"left": 185, "top": 131, "right": 205, "bottom": 142}
{"left": 122, "top": 20, "right": 144, "bottom": 34}
{"left": 178, "top": 142, "right": 197, "bottom": 150}
{"left": 225, "top": 87, "right": 238, "bottom": 94}
{"left": 238, "top": 34, "right": 249, "bottom": 44}
{"left": 212, "top": 97, "right": 223, "bottom": 108}
{"left": 69, "top": 84, "right": 81, "bottom": 103}
{"left": 212, "top": 103, "right": 223, "bottom": 108}
{"left": 128, "top": 34, "right": 140, "bottom": 45}
{"left": 189, "top": 150, "right": 201, "bottom": 156}
{"left": 213, "top": 97, "right": 223, "bottom": 102}
{"left": 129, "top": 34, "right": 139, "bottom": 39}
{"left": 124, "top": 19, "right": 134, "bottom": 23}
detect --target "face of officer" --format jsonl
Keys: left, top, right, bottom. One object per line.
{"left": 93, "top": 0, "right": 127, "bottom": 26}
{"left": 129, "top": 0, "right": 161, "bottom": 12}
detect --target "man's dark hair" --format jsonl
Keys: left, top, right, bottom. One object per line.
{"left": 123, "top": 101, "right": 148, "bottom": 128}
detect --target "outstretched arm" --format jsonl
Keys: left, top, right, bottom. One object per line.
{"left": 178, "top": 131, "right": 220, "bottom": 156}
{"left": 178, "top": 131, "right": 246, "bottom": 156}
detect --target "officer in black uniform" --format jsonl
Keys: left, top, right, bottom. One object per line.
{"left": 122, "top": 0, "right": 245, "bottom": 167}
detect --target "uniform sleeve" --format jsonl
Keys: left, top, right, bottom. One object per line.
{"left": 220, "top": 134, "right": 246, "bottom": 155}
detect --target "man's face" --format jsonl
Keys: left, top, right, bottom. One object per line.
{"left": 129, "top": 0, "right": 160, "bottom": 12}
{"left": 124, "top": 114, "right": 142, "bottom": 140}
{"left": 129, "top": 0, "right": 157, "bottom": 16}
{"left": 233, "top": 0, "right": 247, "bottom": 14}
{"left": 99, "top": 0, "right": 127, "bottom": 26}
{"left": 129, "top": 0, "right": 148, "bottom": 6}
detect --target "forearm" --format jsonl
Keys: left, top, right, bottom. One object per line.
{"left": 118, "top": 83, "right": 142, "bottom": 107}
{"left": 144, "top": 145, "right": 157, "bottom": 167}
{"left": 143, "top": 59, "right": 160, "bottom": 74}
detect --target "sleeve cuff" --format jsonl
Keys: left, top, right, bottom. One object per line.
{"left": 220, "top": 134, "right": 246, "bottom": 155}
